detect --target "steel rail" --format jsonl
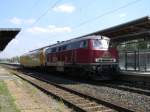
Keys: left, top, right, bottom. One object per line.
{"left": 9, "top": 68, "right": 134, "bottom": 112}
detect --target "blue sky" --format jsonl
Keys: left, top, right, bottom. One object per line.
{"left": 0, "top": 0, "right": 149, "bottom": 58}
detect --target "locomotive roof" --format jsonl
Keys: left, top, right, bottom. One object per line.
{"left": 29, "top": 35, "right": 109, "bottom": 52}
{"left": 46, "top": 35, "right": 109, "bottom": 49}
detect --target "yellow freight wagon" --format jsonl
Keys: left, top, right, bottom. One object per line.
{"left": 20, "top": 49, "right": 46, "bottom": 67}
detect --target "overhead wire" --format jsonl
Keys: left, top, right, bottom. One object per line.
{"left": 18, "top": 0, "right": 143, "bottom": 50}
{"left": 73, "top": 0, "right": 143, "bottom": 29}
{"left": 18, "top": 0, "right": 62, "bottom": 35}
{"left": 31, "top": 0, "right": 62, "bottom": 26}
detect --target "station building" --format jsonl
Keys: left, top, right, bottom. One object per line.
{"left": 83, "top": 16, "right": 150, "bottom": 72}
{"left": 0, "top": 28, "right": 20, "bottom": 51}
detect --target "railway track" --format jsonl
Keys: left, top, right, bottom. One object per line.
{"left": 2, "top": 63, "right": 150, "bottom": 111}
{"left": 2, "top": 63, "right": 150, "bottom": 96}
{"left": 1, "top": 64, "right": 150, "bottom": 95}
{"left": 7, "top": 68, "right": 134, "bottom": 112}
{"left": 88, "top": 81, "right": 150, "bottom": 96}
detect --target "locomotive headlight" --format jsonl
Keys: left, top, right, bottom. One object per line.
{"left": 95, "top": 58, "right": 101, "bottom": 62}
{"left": 95, "top": 58, "right": 98, "bottom": 62}
{"left": 113, "top": 58, "right": 116, "bottom": 62}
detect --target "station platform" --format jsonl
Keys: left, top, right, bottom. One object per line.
{"left": 0, "top": 66, "right": 17, "bottom": 80}
{"left": 117, "top": 70, "right": 150, "bottom": 86}
{"left": 0, "top": 65, "right": 70, "bottom": 112}
{"left": 0, "top": 66, "right": 52, "bottom": 111}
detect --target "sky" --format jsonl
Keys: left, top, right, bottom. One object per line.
{"left": 0, "top": 0, "right": 149, "bottom": 58}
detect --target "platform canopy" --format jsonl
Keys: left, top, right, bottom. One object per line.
{"left": 0, "top": 28, "right": 20, "bottom": 51}
{"left": 83, "top": 16, "right": 150, "bottom": 42}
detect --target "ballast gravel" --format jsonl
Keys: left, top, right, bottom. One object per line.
{"left": 41, "top": 74, "right": 150, "bottom": 112}
{"left": 5, "top": 65, "right": 150, "bottom": 112}
{"left": 63, "top": 83, "right": 150, "bottom": 112}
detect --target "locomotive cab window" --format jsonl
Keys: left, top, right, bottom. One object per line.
{"left": 93, "top": 39, "right": 109, "bottom": 50}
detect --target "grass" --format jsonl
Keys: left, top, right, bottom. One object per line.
{"left": 6, "top": 69, "right": 72, "bottom": 112}
{"left": 0, "top": 81, "right": 20, "bottom": 112}
{"left": 21, "top": 79, "right": 38, "bottom": 96}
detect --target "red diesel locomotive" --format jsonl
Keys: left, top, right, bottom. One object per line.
{"left": 20, "top": 35, "right": 119, "bottom": 80}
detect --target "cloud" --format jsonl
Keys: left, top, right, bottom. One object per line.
{"left": 27, "top": 25, "right": 72, "bottom": 34}
{"left": 119, "top": 13, "right": 127, "bottom": 18}
{"left": 9, "top": 17, "right": 35, "bottom": 25}
{"left": 53, "top": 4, "right": 75, "bottom": 13}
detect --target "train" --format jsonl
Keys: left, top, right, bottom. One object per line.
{"left": 20, "top": 35, "right": 119, "bottom": 80}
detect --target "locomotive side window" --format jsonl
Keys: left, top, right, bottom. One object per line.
{"left": 58, "top": 47, "right": 62, "bottom": 51}
{"left": 66, "top": 44, "right": 71, "bottom": 50}
{"left": 93, "top": 39, "right": 109, "bottom": 50}
{"left": 45, "top": 48, "right": 52, "bottom": 54}
{"left": 70, "top": 40, "right": 88, "bottom": 49}
{"left": 62, "top": 45, "right": 67, "bottom": 51}
{"left": 80, "top": 40, "right": 88, "bottom": 48}
{"left": 71, "top": 42, "right": 79, "bottom": 49}
{"left": 51, "top": 47, "right": 57, "bottom": 53}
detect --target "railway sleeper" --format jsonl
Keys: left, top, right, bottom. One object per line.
{"left": 69, "top": 97, "right": 86, "bottom": 102}
{"left": 77, "top": 102, "right": 98, "bottom": 107}
{"left": 70, "top": 99, "right": 91, "bottom": 104}
{"left": 54, "top": 90, "right": 71, "bottom": 94}
{"left": 61, "top": 92, "right": 74, "bottom": 96}
{"left": 55, "top": 92, "right": 75, "bottom": 97}
{"left": 52, "top": 90, "right": 69, "bottom": 94}
{"left": 83, "top": 105, "right": 108, "bottom": 112}
{"left": 48, "top": 87, "right": 62, "bottom": 92}
{"left": 63, "top": 95, "right": 79, "bottom": 99}
{"left": 95, "top": 109, "right": 115, "bottom": 112}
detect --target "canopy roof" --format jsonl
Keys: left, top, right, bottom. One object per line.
{"left": 0, "top": 28, "right": 20, "bottom": 51}
{"left": 83, "top": 16, "right": 150, "bottom": 42}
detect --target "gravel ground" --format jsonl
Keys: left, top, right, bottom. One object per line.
{"left": 36, "top": 74, "right": 150, "bottom": 112}
{"left": 63, "top": 83, "right": 150, "bottom": 112}
{"left": 19, "top": 79, "right": 73, "bottom": 112}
